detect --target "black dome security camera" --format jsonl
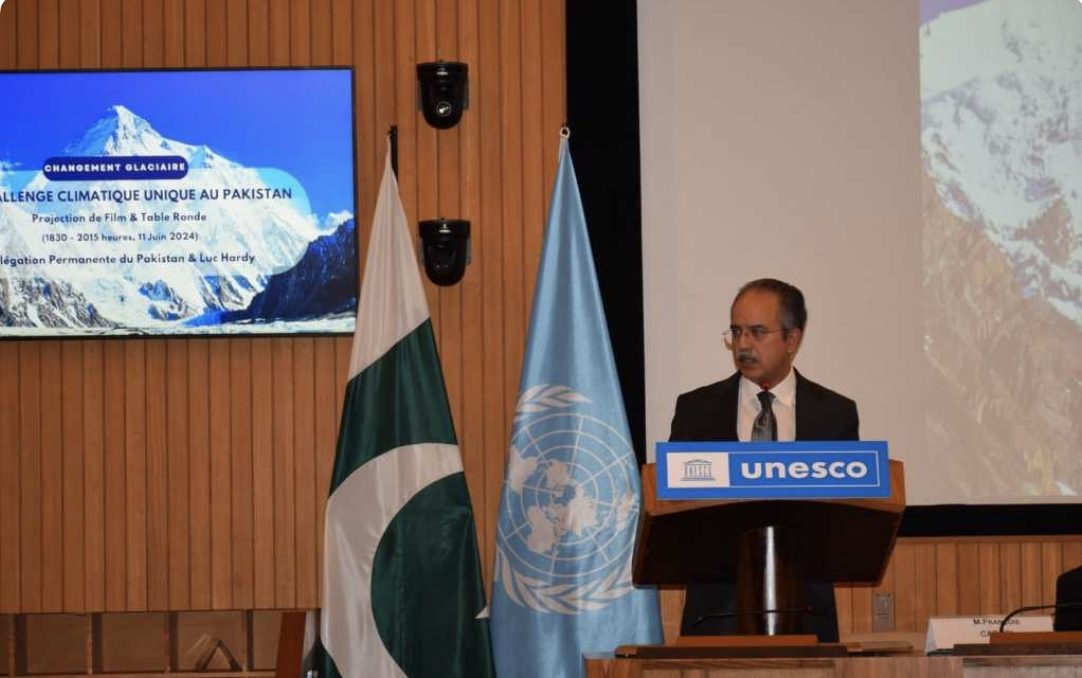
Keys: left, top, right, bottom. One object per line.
{"left": 416, "top": 61, "right": 469, "bottom": 129}
{"left": 419, "top": 218, "right": 471, "bottom": 286}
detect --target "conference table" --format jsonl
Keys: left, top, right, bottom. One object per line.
{"left": 584, "top": 652, "right": 1082, "bottom": 677}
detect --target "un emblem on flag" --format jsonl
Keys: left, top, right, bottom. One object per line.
{"left": 496, "top": 385, "right": 640, "bottom": 614}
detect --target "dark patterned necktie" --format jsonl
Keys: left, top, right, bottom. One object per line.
{"left": 752, "top": 390, "right": 777, "bottom": 441}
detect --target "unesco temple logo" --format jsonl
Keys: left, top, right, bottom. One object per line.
{"left": 681, "top": 458, "right": 715, "bottom": 481}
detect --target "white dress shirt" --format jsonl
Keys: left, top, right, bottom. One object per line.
{"left": 737, "top": 368, "right": 796, "bottom": 442}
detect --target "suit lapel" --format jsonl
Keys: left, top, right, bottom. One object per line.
{"left": 713, "top": 372, "right": 740, "bottom": 440}
{"left": 794, "top": 369, "right": 823, "bottom": 440}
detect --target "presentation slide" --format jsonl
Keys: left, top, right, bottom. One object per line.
{"left": 638, "top": 0, "right": 1081, "bottom": 504}
{"left": 0, "top": 69, "right": 358, "bottom": 337}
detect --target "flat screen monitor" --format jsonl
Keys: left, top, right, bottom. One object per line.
{"left": 0, "top": 67, "right": 358, "bottom": 337}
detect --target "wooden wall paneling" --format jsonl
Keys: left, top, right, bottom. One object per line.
{"left": 977, "top": 542, "right": 1000, "bottom": 615}
{"left": 187, "top": 339, "right": 212, "bottom": 610}
{"left": 292, "top": 339, "right": 318, "bottom": 609}
{"left": 1064, "top": 542, "right": 1082, "bottom": 572}
{"left": 15, "top": 0, "right": 35, "bottom": 69}
{"left": 143, "top": 0, "right": 164, "bottom": 67}
{"left": 415, "top": 0, "right": 441, "bottom": 325}
{"left": 499, "top": 0, "right": 525, "bottom": 422}
{"left": 875, "top": 545, "right": 897, "bottom": 624}
{"left": 61, "top": 343, "right": 86, "bottom": 612}
{"left": 351, "top": 0, "right": 375, "bottom": 239}
{"left": 1000, "top": 542, "right": 1022, "bottom": 615}
{"left": 833, "top": 585, "right": 853, "bottom": 638}
{"left": 0, "top": 345, "right": 20, "bottom": 612}
{"left": 934, "top": 542, "right": 958, "bottom": 616}
{"left": 1020, "top": 541, "right": 1042, "bottom": 612}
{"left": 890, "top": 542, "right": 916, "bottom": 631}
{"left": 849, "top": 582, "right": 873, "bottom": 634}
{"left": 204, "top": 0, "right": 225, "bottom": 65}
{"left": 370, "top": 0, "right": 393, "bottom": 258}
{"left": 658, "top": 588, "right": 683, "bottom": 644}
{"left": 1041, "top": 542, "right": 1062, "bottom": 606}
{"left": 313, "top": 341, "right": 338, "bottom": 600}
{"left": 39, "top": 342, "right": 64, "bottom": 613}
{"left": 311, "top": 0, "right": 331, "bottom": 65}
{"left": 230, "top": 341, "right": 255, "bottom": 610}
{"left": 183, "top": 0, "right": 206, "bottom": 66}
{"left": 58, "top": 0, "right": 80, "bottom": 67}
{"left": 79, "top": 0, "right": 100, "bottom": 64}
{"left": 83, "top": 342, "right": 106, "bottom": 612}
{"left": 539, "top": 0, "right": 564, "bottom": 185}
{"left": 519, "top": 0, "right": 543, "bottom": 316}
{"left": 457, "top": 0, "right": 488, "bottom": 579}
{"left": 102, "top": 342, "right": 127, "bottom": 611}
{"left": 22, "top": 613, "right": 89, "bottom": 674}
{"left": 478, "top": 0, "right": 506, "bottom": 586}
{"left": 267, "top": 0, "right": 288, "bottom": 66}
{"left": 390, "top": 0, "right": 416, "bottom": 281}
{"left": 226, "top": 0, "right": 247, "bottom": 66}
{"left": 956, "top": 542, "right": 980, "bottom": 614}
{"left": 334, "top": 337, "right": 351, "bottom": 402}
{"left": 852, "top": 583, "right": 877, "bottom": 636}
{"left": 273, "top": 339, "right": 297, "bottom": 608}
{"left": 248, "top": 0, "right": 270, "bottom": 64}
{"left": 225, "top": 0, "right": 253, "bottom": 620}
{"left": 100, "top": 0, "right": 122, "bottom": 66}
{"left": 912, "top": 543, "right": 937, "bottom": 632}
{"left": 331, "top": 0, "right": 351, "bottom": 64}
{"left": 0, "top": 0, "right": 16, "bottom": 67}
{"left": 17, "top": 344, "right": 41, "bottom": 613}
{"left": 436, "top": 0, "right": 464, "bottom": 441}
{"left": 208, "top": 341, "right": 233, "bottom": 609}
{"left": 37, "top": 0, "right": 59, "bottom": 68}
{"left": 166, "top": 342, "right": 191, "bottom": 610}
{"left": 251, "top": 340, "right": 276, "bottom": 608}
{"left": 120, "top": 0, "right": 143, "bottom": 66}
{"left": 145, "top": 341, "right": 170, "bottom": 611}
{"left": 162, "top": 0, "right": 182, "bottom": 65}
{"left": 860, "top": 561, "right": 893, "bottom": 634}
{"left": 290, "top": 0, "right": 311, "bottom": 65}
{"left": 162, "top": 2, "right": 189, "bottom": 614}
{"left": 383, "top": 0, "right": 406, "bottom": 226}
{"left": 123, "top": 342, "right": 148, "bottom": 610}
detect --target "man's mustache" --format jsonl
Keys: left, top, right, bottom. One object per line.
{"left": 736, "top": 350, "right": 757, "bottom": 364}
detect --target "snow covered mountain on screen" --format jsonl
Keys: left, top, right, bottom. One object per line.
{"left": 921, "top": 0, "right": 1082, "bottom": 327}
{"left": 1, "top": 105, "right": 350, "bottom": 332}
{"left": 0, "top": 198, "right": 106, "bottom": 329}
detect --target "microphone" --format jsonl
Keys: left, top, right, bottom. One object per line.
{"left": 692, "top": 605, "right": 816, "bottom": 631}
{"left": 997, "top": 602, "right": 1082, "bottom": 633}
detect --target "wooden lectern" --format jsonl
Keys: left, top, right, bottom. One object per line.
{"left": 632, "top": 460, "right": 905, "bottom": 643}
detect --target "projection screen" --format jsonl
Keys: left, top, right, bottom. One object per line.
{"left": 638, "top": 0, "right": 1082, "bottom": 505}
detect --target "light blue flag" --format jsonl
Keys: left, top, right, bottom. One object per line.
{"left": 491, "top": 134, "right": 663, "bottom": 678}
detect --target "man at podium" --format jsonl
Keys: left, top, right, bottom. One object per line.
{"left": 669, "top": 278, "right": 859, "bottom": 642}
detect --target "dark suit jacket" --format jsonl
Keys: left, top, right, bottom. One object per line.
{"left": 670, "top": 369, "right": 859, "bottom": 641}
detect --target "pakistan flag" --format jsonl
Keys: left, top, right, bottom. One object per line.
{"left": 320, "top": 143, "right": 495, "bottom": 678}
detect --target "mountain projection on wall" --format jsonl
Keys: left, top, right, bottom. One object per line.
{"left": 919, "top": 0, "right": 1082, "bottom": 500}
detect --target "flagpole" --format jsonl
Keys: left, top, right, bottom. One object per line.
{"left": 388, "top": 125, "right": 399, "bottom": 179}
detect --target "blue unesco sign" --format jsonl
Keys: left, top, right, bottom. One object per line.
{"left": 655, "top": 440, "right": 890, "bottom": 499}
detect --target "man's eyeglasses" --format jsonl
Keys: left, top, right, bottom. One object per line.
{"left": 723, "top": 326, "right": 786, "bottom": 347}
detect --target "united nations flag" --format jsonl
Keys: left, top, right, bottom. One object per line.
{"left": 490, "top": 132, "right": 662, "bottom": 678}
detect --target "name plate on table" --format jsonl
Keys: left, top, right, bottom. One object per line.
{"left": 925, "top": 615, "right": 1053, "bottom": 653}
{"left": 655, "top": 441, "right": 890, "bottom": 500}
